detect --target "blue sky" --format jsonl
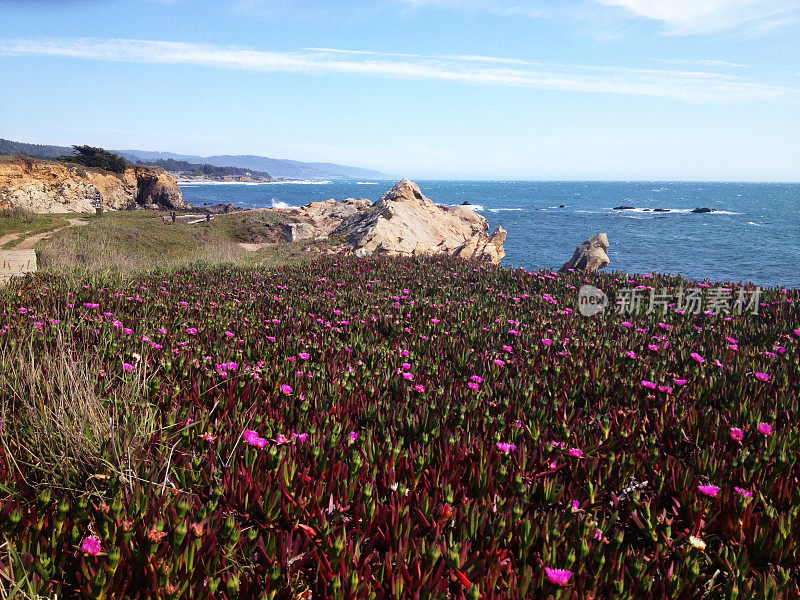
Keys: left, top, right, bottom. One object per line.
{"left": 1, "top": 0, "right": 799, "bottom": 180}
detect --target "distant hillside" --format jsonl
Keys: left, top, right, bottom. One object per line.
{"left": 0, "top": 138, "right": 391, "bottom": 181}
{"left": 117, "top": 150, "right": 390, "bottom": 181}
{"left": 0, "top": 138, "right": 74, "bottom": 159}
{"left": 136, "top": 158, "right": 272, "bottom": 181}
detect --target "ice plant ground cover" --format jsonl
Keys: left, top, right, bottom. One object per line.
{"left": 0, "top": 256, "right": 798, "bottom": 599}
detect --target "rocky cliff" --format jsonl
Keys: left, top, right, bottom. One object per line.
{"left": 0, "top": 157, "right": 188, "bottom": 213}
{"left": 333, "top": 179, "right": 506, "bottom": 264}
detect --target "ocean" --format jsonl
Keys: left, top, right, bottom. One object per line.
{"left": 180, "top": 180, "right": 800, "bottom": 289}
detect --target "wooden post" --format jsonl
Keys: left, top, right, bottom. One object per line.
{"left": 94, "top": 198, "right": 103, "bottom": 216}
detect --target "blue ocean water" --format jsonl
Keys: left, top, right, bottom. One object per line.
{"left": 180, "top": 180, "right": 800, "bottom": 288}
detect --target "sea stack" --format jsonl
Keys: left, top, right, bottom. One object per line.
{"left": 559, "top": 233, "right": 611, "bottom": 273}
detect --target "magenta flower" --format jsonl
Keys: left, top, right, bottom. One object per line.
{"left": 122, "top": 362, "right": 134, "bottom": 372}
{"left": 674, "top": 378, "right": 688, "bottom": 385}
{"left": 298, "top": 352, "right": 310, "bottom": 360}
{"left": 81, "top": 536, "right": 102, "bottom": 555}
{"left": 621, "top": 321, "right": 633, "bottom": 328}
{"left": 242, "top": 430, "right": 267, "bottom": 448}
{"left": 496, "top": 442, "right": 517, "bottom": 454}
{"left": 494, "top": 359, "right": 505, "bottom": 366}
{"left": 544, "top": 567, "right": 573, "bottom": 586}
{"left": 690, "top": 352, "right": 705, "bottom": 363}
{"left": 568, "top": 448, "right": 583, "bottom": 458}
{"left": 402, "top": 362, "right": 411, "bottom": 370}
{"left": 186, "top": 327, "right": 197, "bottom": 335}
{"left": 641, "top": 380, "right": 657, "bottom": 389}
{"left": 626, "top": 351, "right": 637, "bottom": 359}
{"left": 734, "top": 487, "right": 753, "bottom": 498}
{"left": 275, "top": 433, "right": 290, "bottom": 445}
{"left": 571, "top": 499, "right": 581, "bottom": 511}
{"left": 467, "top": 381, "right": 479, "bottom": 391}
{"left": 414, "top": 384, "right": 425, "bottom": 392}
{"left": 730, "top": 427, "right": 744, "bottom": 442}
{"left": 280, "top": 384, "right": 293, "bottom": 395}
{"left": 698, "top": 484, "right": 720, "bottom": 497}
{"left": 542, "top": 338, "right": 553, "bottom": 346}
{"left": 291, "top": 432, "right": 309, "bottom": 442}
{"left": 757, "top": 422, "right": 773, "bottom": 436}
{"left": 402, "top": 372, "right": 414, "bottom": 381}
{"left": 349, "top": 431, "right": 359, "bottom": 442}
{"left": 754, "top": 372, "right": 770, "bottom": 381}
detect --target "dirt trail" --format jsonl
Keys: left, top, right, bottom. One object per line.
{"left": 10, "top": 218, "right": 89, "bottom": 250}
{"left": 0, "top": 233, "right": 21, "bottom": 248}
{"left": 238, "top": 242, "right": 272, "bottom": 252}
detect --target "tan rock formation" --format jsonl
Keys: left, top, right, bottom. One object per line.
{"left": 333, "top": 179, "right": 506, "bottom": 264}
{"left": 559, "top": 233, "right": 610, "bottom": 273}
{"left": 282, "top": 198, "right": 372, "bottom": 242}
{"left": 0, "top": 157, "right": 188, "bottom": 213}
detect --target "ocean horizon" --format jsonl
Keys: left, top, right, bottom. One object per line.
{"left": 180, "top": 180, "right": 800, "bottom": 289}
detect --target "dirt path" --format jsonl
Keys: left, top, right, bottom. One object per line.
{"left": 11, "top": 217, "right": 89, "bottom": 250}
{"left": 0, "top": 233, "right": 21, "bottom": 248}
{"left": 238, "top": 242, "right": 272, "bottom": 252}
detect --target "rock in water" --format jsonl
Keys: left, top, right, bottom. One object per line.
{"left": 691, "top": 207, "right": 715, "bottom": 213}
{"left": 334, "top": 179, "right": 506, "bottom": 264}
{"left": 559, "top": 233, "right": 610, "bottom": 273}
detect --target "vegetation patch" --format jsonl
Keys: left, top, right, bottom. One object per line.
{"left": 0, "top": 256, "right": 797, "bottom": 598}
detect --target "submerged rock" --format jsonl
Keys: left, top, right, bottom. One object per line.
{"left": 613, "top": 205, "right": 635, "bottom": 210}
{"left": 559, "top": 233, "right": 610, "bottom": 273}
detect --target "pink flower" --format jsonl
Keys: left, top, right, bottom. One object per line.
{"left": 402, "top": 372, "right": 414, "bottom": 381}
{"left": 224, "top": 330, "right": 235, "bottom": 337}
{"left": 641, "top": 380, "right": 657, "bottom": 389}
{"left": 467, "top": 381, "right": 479, "bottom": 391}
{"left": 496, "top": 442, "right": 517, "bottom": 454}
{"left": 414, "top": 384, "right": 425, "bottom": 393}
{"left": 502, "top": 345, "right": 513, "bottom": 352}
{"left": 674, "top": 378, "right": 688, "bottom": 385}
{"left": 470, "top": 375, "right": 484, "bottom": 383}
{"left": 349, "top": 431, "right": 359, "bottom": 442}
{"left": 626, "top": 351, "right": 637, "bottom": 359}
{"left": 754, "top": 372, "right": 770, "bottom": 381}
{"left": 186, "top": 327, "right": 197, "bottom": 335}
{"left": 698, "top": 484, "right": 720, "bottom": 497}
{"left": 275, "top": 433, "right": 290, "bottom": 445}
{"left": 734, "top": 487, "right": 753, "bottom": 498}
{"left": 544, "top": 567, "right": 573, "bottom": 586}
{"left": 292, "top": 432, "right": 309, "bottom": 442}
{"left": 621, "top": 322, "right": 633, "bottom": 328}
{"left": 757, "top": 422, "right": 773, "bottom": 436}
{"left": 568, "top": 448, "right": 583, "bottom": 458}
{"left": 81, "top": 536, "right": 102, "bottom": 555}
{"left": 730, "top": 427, "right": 744, "bottom": 442}
{"left": 242, "top": 430, "right": 267, "bottom": 448}
{"left": 200, "top": 433, "right": 215, "bottom": 442}
{"left": 280, "top": 384, "right": 293, "bottom": 395}
{"left": 542, "top": 339, "right": 553, "bottom": 346}
{"left": 298, "top": 352, "right": 310, "bottom": 360}
{"left": 430, "top": 318, "right": 440, "bottom": 324}
{"left": 402, "top": 362, "right": 411, "bottom": 370}
{"left": 508, "top": 329, "right": 520, "bottom": 336}
{"left": 122, "top": 362, "right": 134, "bottom": 372}
{"left": 691, "top": 352, "right": 705, "bottom": 363}
{"left": 494, "top": 359, "right": 505, "bottom": 366}
{"left": 571, "top": 499, "right": 581, "bottom": 511}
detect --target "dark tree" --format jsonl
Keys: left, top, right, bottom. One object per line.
{"left": 59, "top": 145, "right": 128, "bottom": 174}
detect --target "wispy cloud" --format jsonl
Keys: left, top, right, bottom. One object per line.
{"left": 598, "top": 0, "right": 800, "bottom": 34}
{"left": 0, "top": 37, "right": 792, "bottom": 101}
{"left": 397, "top": 0, "right": 550, "bottom": 19}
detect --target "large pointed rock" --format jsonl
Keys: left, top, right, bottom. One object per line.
{"left": 559, "top": 233, "right": 610, "bottom": 273}
{"left": 334, "top": 179, "right": 506, "bottom": 264}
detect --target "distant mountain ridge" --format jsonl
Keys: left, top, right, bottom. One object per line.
{"left": 0, "top": 138, "right": 391, "bottom": 181}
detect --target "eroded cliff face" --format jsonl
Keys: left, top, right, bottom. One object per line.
{"left": 0, "top": 157, "right": 188, "bottom": 213}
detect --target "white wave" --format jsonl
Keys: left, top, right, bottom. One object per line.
{"left": 488, "top": 208, "right": 524, "bottom": 213}
{"left": 747, "top": 221, "right": 762, "bottom": 226}
{"left": 439, "top": 203, "right": 485, "bottom": 211}
{"left": 178, "top": 180, "right": 268, "bottom": 186}
{"left": 356, "top": 181, "right": 379, "bottom": 185}
{"left": 610, "top": 207, "right": 741, "bottom": 215}
{"left": 264, "top": 180, "right": 333, "bottom": 185}
{"left": 270, "top": 199, "right": 301, "bottom": 209}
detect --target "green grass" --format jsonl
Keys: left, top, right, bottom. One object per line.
{"left": 0, "top": 208, "right": 74, "bottom": 247}
{"left": 36, "top": 209, "right": 317, "bottom": 272}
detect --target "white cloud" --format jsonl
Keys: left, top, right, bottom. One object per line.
{"left": 397, "top": 0, "right": 549, "bottom": 18}
{"left": 0, "top": 37, "right": 791, "bottom": 102}
{"left": 598, "top": 0, "right": 800, "bottom": 33}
